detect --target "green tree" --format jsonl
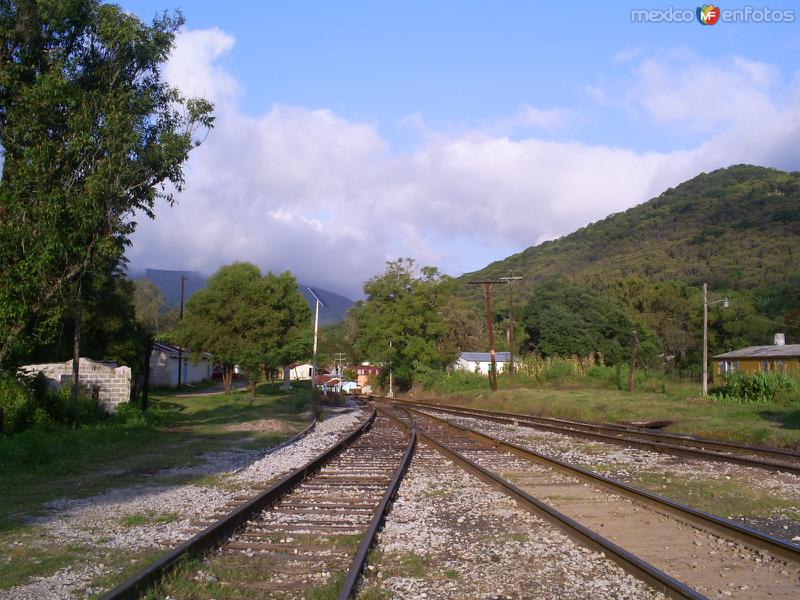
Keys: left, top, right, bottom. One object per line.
{"left": 0, "top": 0, "right": 214, "bottom": 366}
{"left": 522, "top": 280, "right": 659, "bottom": 366}
{"left": 133, "top": 279, "right": 168, "bottom": 334}
{"left": 178, "top": 262, "right": 311, "bottom": 394}
{"left": 350, "top": 258, "right": 450, "bottom": 389}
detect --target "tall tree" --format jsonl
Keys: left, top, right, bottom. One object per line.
{"left": 133, "top": 278, "right": 168, "bottom": 334}
{"left": 178, "top": 262, "right": 311, "bottom": 394}
{"left": 522, "top": 280, "right": 660, "bottom": 366}
{"left": 350, "top": 258, "right": 450, "bottom": 389}
{"left": 0, "top": 0, "right": 214, "bottom": 366}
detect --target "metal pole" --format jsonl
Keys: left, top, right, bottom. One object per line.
{"left": 388, "top": 340, "right": 394, "bottom": 398}
{"left": 177, "top": 275, "right": 185, "bottom": 390}
{"left": 702, "top": 282, "right": 708, "bottom": 397}
{"left": 312, "top": 297, "right": 320, "bottom": 388}
{"left": 508, "top": 282, "right": 514, "bottom": 373}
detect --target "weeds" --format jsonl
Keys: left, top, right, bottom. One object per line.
{"left": 711, "top": 372, "right": 798, "bottom": 404}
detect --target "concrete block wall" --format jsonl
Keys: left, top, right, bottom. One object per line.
{"left": 20, "top": 358, "right": 131, "bottom": 412}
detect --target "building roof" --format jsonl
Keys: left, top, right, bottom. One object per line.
{"left": 314, "top": 374, "right": 341, "bottom": 385}
{"left": 714, "top": 344, "right": 800, "bottom": 360}
{"left": 458, "top": 352, "right": 512, "bottom": 363}
{"left": 152, "top": 341, "right": 211, "bottom": 360}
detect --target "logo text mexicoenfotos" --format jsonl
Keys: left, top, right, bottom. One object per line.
{"left": 631, "top": 5, "right": 795, "bottom": 24}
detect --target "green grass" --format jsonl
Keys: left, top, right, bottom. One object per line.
{"left": 119, "top": 511, "right": 181, "bottom": 528}
{"left": 307, "top": 573, "right": 346, "bottom": 600}
{"left": 0, "top": 381, "right": 319, "bottom": 592}
{"left": 0, "top": 525, "right": 87, "bottom": 589}
{"left": 629, "top": 472, "right": 800, "bottom": 521}
{"left": 367, "top": 550, "right": 430, "bottom": 579}
{"left": 416, "top": 376, "right": 800, "bottom": 449}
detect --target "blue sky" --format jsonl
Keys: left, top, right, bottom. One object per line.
{"left": 123, "top": 1, "right": 800, "bottom": 297}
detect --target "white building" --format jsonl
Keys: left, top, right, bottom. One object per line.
{"left": 452, "top": 352, "right": 511, "bottom": 376}
{"left": 289, "top": 363, "right": 314, "bottom": 380}
{"left": 149, "top": 342, "right": 213, "bottom": 388}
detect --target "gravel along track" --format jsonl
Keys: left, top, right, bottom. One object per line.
{"left": 359, "top": 443, "right": 665, "bottom": 599}
{"left": 411, "top": 411, "right": 800, "bottom": 600}
{"left": 1, "top": 406, "right": 364, "bottom": 600}
{"left": 152, "top": 413, "right": 410, "bottom": 599}
{"left": 422, "top": 409, "right": 800, "bottom": 541}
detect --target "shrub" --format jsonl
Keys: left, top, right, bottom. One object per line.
{"left": 712, "top": 372, "right": 797, "bottom": 403}
{"left": 414, "top": 364, "right": 486, "bottom": 393}
{"left": 0, "top": 372, "right": 108, "bottom": 435}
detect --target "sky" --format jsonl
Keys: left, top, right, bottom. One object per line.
{"left": 122, "top": 1, "right": 800, "bottom": 298}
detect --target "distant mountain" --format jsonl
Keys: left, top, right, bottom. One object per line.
{"left": 298, "top": 286, "right": 354, "bottom": 326}
{"left": 143, "top": 269, "right": 206, "bottom": 307}
{"left": 462, "top": 165, "right": 800, "bottom": 300}
{"left": 139, "top": 269, "right": 353, "bottom": 325}
{"left": 460, "top": 165, "right": 800, "bottom": 353}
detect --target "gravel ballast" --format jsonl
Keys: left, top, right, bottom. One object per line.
{"left": 1, "top": 406, "right": 363, "bottom": 600}
{"left": 360, "top": 444, "right": 665, "bottom": 599}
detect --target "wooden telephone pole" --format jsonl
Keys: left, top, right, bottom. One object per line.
{"left": 469, "top": 280, "right": 508, "bottom": 391}
{"left": 499, "top": 276, "right": 522, "bottom": 373}
{"left": 628, "top": 330, "right": 638, "bottom": 392}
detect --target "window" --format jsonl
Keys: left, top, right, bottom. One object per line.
{"left": 760, "top": 360, "right": 769, "bottom": 373}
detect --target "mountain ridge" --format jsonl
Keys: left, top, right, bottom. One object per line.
{"left": 462, "top": 164, "right": 799, "bottom": 299}
{"left": 139, "top": 269, "right": 354, "bottom": 326}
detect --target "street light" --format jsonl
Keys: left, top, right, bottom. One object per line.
{"left": 307, "top": 288, "right": 328, "bottom": 392}
{"left": 702, "top": 282, "right": 729, "bottom": 396}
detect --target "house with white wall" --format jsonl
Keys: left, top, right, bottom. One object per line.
{"left": 289, "top": 362, "right": 314, "bottom": 380}
{"left": 149, "top": 342, "right": 212, "bottom": 388}
{"left": 452, "top": 352, "right": 511, "bottom": 376}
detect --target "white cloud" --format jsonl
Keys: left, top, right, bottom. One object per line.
{"left": 594, "top": 49, "right": 784, "bottom": 132}
{"left": 128, "top": 31, "right": 800, "bottom": 298}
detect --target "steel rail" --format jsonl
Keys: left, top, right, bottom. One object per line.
{"left": 99, "top": 408, "right": 378, "bottom": 600}
{"left": 405, "top": 405, "right": 800, "bottom": 564}
{"left": 391, "top": 397, "right": 800, "bottom": 460}
{"left": 337, "top": 422, "right": 417, "bottom": 599}
{"left": 404, "top": 415, "right": 706, "bottom": 600}
{"left": 387, "top": 397, "right": 800, "bottom": 474}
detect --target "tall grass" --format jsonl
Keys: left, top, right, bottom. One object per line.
{"left": 414, "top": 354, "right": 670, "bottom": 394}
{"left": 711, "top": 372, "right": 798, "bottom": 404}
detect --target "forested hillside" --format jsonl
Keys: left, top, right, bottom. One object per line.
{"left": 462, "top": 165, "right": 800, "bottom": 366}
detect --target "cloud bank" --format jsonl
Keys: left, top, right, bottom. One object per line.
{"left": 128, "top": 31, "right": 800, "bottom": 298}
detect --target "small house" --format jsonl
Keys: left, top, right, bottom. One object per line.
{"left": 453, "top": 352, "right": 511, "bottom": 376}
{"left": 355, "top": 363, "right": 382, "bottom": 387}
{"left": 149, "top": 341, "right": 213, "bottom": 388}
{"left": 713, "top": 334, "right": 799, "bottom": 377}
{"left": 289, "top": 363, "right": 314, "bottom": 380}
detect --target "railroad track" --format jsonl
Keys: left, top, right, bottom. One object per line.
{"left": 99, "top": 407, "right": 415, "bottom": 600}
{"left": 376, "top": 401, "right": 800, "bottom": 600}
{"left": 386, "top": 397, "right": 800, "bottom": 474}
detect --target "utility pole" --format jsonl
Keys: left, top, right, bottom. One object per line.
{"left": 469, "top": 280, "right": 507, "bottom": 391}
{"left": 628, "top": 330, "right": 638, "bottom": 392}
{"left": 71, "top": 292, "right": 82, "bottom": 408}
{"left": 702, "top": 282, "right": 729, "bottom": 396}
{"left": 702, "top": 283, "right": 708, "bottom": 397}
{"left": 308, "top": 288, "right": 328, "bottom": 392}
{"left": 334, "top": 352, "right": 347, "bottom": 376}
{"left": 499, "top": 276, "right": 522, "bottom": 373}
{"left": 388, "top": 340, "right": 394, "bottom": 398}
{"left": 177, "top": 274, "right": 186, "bottom": 390}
